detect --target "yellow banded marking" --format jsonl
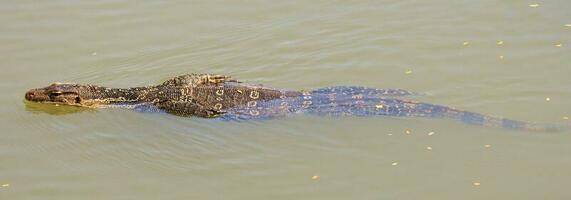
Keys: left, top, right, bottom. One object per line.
{"left": 249, "top": 90, "right": 260, "bottom": 99}
{"left": 247, "top": 101, "right": 257, "bottom": 107}
{"left": 249, "top": 110, "right": 260, "bottom": 116}
{"left": 302, "top": 100, "right": 312, "bottom": 108}
{"left": 214, "top": 103, "right": 223, "bottom": 110}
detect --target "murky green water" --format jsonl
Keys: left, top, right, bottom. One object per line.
{"left": 1, "top": 1, "right": 571, "bottom": 199}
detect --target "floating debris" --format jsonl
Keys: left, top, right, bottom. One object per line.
{"left": 427, "top": 131, "right": 435, "bottom": 136}
{"left": 528, "top": 3, "right": 539, "bottom": 8}
{"left": 497, "top": 41, "right": 504, "bottom": 45}
{"left": 545, "top": 97, "right": 551, "bottom": 101}
{"left": 565, "top": 24, "right": 571, "bottom": 27}
{"left": 92, "top": 52, "right": 97, "bottom": 56}
{"left": 473, "top": 182, "right": 481, "bottom": 186}
{"left": 387, "top": 133, "right": 393, "bottom": 136}
{"left": 375, "top": 104, "right": 384, "bottom": 109}
{"left": 555, "top": 44, "right": 563, "bottom": 47}
{"left": 499, "top": 55, "right": 505, "bottom": 60}
{"left": 463, "top": 41, "right": 470, "bottom": 46}
{"left": 426, "top": 146, "right": 433, "bottom": 150}
{"left": 1, "top": 184, "right": 9, "bottom": 187}
{"left": 405, "top": 130, "right": 411, "bottom": 134}
{"left": 391, "top": 162, "right": 398, "bottom": 166}
{"left": 563, "top": 116, "right": 569, "bottom": 120}
{"left": 484, "top": 144, "right": 491, "bottom": 148}
{"left": 311, "top": 175, "right": 320, "bottom": 180}
{"left": 405, "top": 70, "right": 413, "bottom": 74}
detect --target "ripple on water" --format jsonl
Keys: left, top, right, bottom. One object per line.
{"left": 11, "top": 105, "right": 310, "bottom": 173}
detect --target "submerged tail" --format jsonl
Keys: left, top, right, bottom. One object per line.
{"left": 304, "top": 93, "right": 567, "bottom": 132}
{"left": 441, "top": 108, "right": 566, "bottom": 132}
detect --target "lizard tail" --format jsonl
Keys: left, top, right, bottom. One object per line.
{"left": 441, "top": 108, "right": 566, "bottom": 132}
{"left": 346, "top": 98, "right": 566, "bottom": 132}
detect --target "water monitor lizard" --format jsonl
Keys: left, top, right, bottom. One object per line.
{"left": 25, "top": 73, "right": 563, "bottom": 131}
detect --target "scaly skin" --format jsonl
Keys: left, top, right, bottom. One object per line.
{"left": 24, "top": 73, "right": 564, "bottom": 131}
{"left": 25, "top": 74, "right": 302, "bottom": 117}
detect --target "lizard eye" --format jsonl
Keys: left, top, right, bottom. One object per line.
{"left": 49, "top": 91, "right": 63, "bottom": 97}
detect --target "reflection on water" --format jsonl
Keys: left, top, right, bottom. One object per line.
{"left": 2, "top": 0, "right": 571, "bottom": 199}
{"left": 24, "top": 101, "right": 94, "bottom": 115}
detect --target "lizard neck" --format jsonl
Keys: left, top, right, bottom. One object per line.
{"left": 84, "top": 86, "right": 150, "bottom": 104}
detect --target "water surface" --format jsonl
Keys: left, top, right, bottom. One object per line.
{"left": 1, "top": 0, "right": 571, "bottom": 199}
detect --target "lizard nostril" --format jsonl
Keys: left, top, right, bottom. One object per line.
{"left": 25, "top": 92, "right": 34, "bottom": 100}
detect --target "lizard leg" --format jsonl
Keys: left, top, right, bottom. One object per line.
{"left": 156, "top": 100, "right": 225, "bottom": 118}
{"left": 200, "top": 74, "right": 237, "bottom": 85}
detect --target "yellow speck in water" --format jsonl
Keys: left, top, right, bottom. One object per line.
{"left": 497, "top": 41, "right": 504, "bottom": 45}
{"left": 555, "top": 43, "right": 563, "bottom": 47}
{"left": 427, "top": 131, "right": 435, "bottom": 136}
{"left": 463, "top": 41, "right": 470, "bottom": 46}
{"left": 473, "top": 182, "right": 481, "bottom": 186}
{"left": 91, "top": 52, "right": 97, "bottom": 56}
{"left": 405, "top": 70, "right": 413, "bottom": 74}
{"left": 405, "top": 130, "right": 411, "bottom": 134}
{"left": 565, "top": 24, "right": 571, "bottom": 27}
{"left": 375, "top": 104, "right": 384, "bottom": 109}
{"left": 499, "top": 55, "right": 504, "bottom": 59}
{"left": 311, "top": 175, "right": 320, "bottom": 180}
{"left": 55, "top": 104, "right": 60, "bottom": 106}
{"left": 426, "top": 146, "right": 433, "bottom": 150}
{"left": 563, "top": 116, "right": 569, "bottom": 120}
{"left": 484, "top": 144, "right": 491, "bottom": 148}
{"left": 545, "top": 97, "right": 551, "bottom": 101}
{"left": 392, "top": 162, "right": 398, "bottom": 166}
{"left": 528, "top": 3, "right": 539, "bottom": 8}
{"left": 2, "top": 184, "right": 9, "bottom": 187}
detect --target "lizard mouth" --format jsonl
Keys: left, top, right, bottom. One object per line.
{"left": 25, "top": 89, "right": 50, "bottom": 102}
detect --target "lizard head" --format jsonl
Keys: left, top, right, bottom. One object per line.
{"left": 25, "top": 83, "right": 90, "bottom": 106}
